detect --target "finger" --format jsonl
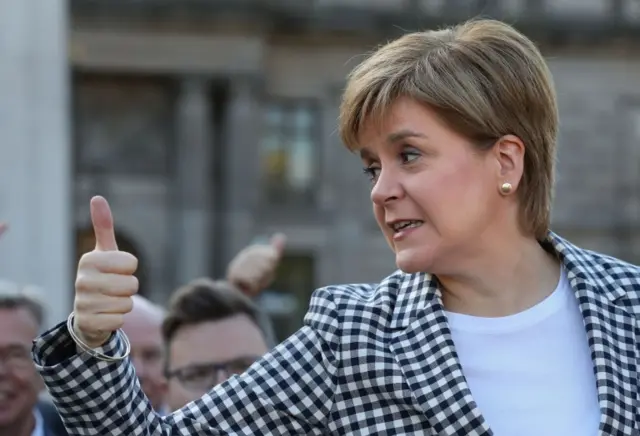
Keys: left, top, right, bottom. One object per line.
{"left": 75, "top": 292, "right": 134, "bottom": 315}
{"left": 0, "top": 223, "right": 6, "bottom": 238}
{"left": 97, "top": 296, "right": 134, "bottom": 315}
{"left": 270, "top": 233, "right": 287, "bottom": 258}
{"left": 90, "top": 196, "right": 118, "bottom": 252}
{"left": 233, "top": 277, "right": 258, "bottom": 296}
{"left": 76, "top": 273, "right": 139, "bottom": 298}
{"left": 75, "top": 312, "right": 125, "bottom": 334}
{"left": 257, "top": 272, "right": 276, "bottom": 291}
{"left": 78, "top": 251, "right": 138, "bottom": 275}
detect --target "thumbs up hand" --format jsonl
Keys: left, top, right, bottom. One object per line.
{"left": 227, "top": 233, "right": 287, "bottom": 297}
{"left": 73, "top": 196, "right": 139, "bottom": 348}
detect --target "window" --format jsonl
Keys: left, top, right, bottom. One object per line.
{"left": 260, "top": 101, "right": 319, "bottom": 205}
{"left": 611, "top": 98, "right": 640, "bottom": 263}
{"left": 74, "top": 74, "right": 175, "bottom": 177}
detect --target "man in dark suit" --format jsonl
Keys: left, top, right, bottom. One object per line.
{"left": 0, "top": 283, "right": 67, "bottom": 436}
{"left": 35, "top": 400, "right": 67, "bottom": 436}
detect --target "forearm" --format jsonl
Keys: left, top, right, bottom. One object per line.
{"left": 31, "top": 289, "right": 340, "bottom": 435}
{"left": 33, "top": 322, "right": 169, "bottom": 435}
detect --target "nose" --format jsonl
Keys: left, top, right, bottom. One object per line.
{"left": 370, "top": 166, "right": 404, "bottom": 206}
{"left": 131, "top": 355, "right": 147, "bottom": 379}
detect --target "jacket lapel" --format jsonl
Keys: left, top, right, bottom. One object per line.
{"left": 550, "top": 234, "right": 638, "bottom": 435}
{"left": 388, "top": 272, "right": 492, "bottom": 436}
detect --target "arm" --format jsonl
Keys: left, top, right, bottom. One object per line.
{"left": 33, "top": 287, "right": 341, "bottom": 435}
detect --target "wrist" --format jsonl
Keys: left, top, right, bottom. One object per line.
{"left": 71, "top": 319, "right": 110, "bottom": 348}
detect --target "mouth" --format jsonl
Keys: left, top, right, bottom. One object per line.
{"left": 388, "top": 220, "right": 424, "bottom": 233}
{"left": 0, "top": 390, "right": 14, "bottom": 403}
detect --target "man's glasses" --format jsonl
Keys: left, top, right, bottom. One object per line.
{"left": 165, "top": 356, "right": 261, "bottom": 392}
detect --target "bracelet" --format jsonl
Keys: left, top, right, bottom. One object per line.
{"left": 66, "top": 312, "right": 131, "bottom": 362}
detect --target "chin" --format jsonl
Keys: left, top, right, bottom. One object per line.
{"left": 394, "top": 247, "right": 436, "bottom": 274}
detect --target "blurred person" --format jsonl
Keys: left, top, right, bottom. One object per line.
{"left": 34, "top": 19, "right": 640, "bottom": 434}
{"left": 0, "top": 224, "right": 6, "bottom": 238}
{"left": 161, "top": 279, "right": 271, "bottom": 412}
{"left": 122, "top": 295, "right": 167, "bottom": 413}
{"left": 125, "top": 241, "right": 282, "bottom": 413}
{"left": 0, "top": 288, "right": 67, "bottom": 436}
{"left": 226, "top": 234, "right": 286, "bottom": 298}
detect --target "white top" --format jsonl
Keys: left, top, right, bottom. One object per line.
{"left": 446, "top": 268, "right": 600, "bottom": 435}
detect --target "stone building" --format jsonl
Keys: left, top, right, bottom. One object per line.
{"left": 69, "top": 0, "right": 640, "bottom": 340}
{"left": 2, "top": 0, "right": 639, "bottom": 336}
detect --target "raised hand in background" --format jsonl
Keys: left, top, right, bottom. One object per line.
{"left": 226, "top": 233, "right": 287, "bottom": 297}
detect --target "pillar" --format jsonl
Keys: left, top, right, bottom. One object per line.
{"left": 0, "top": 0, "right": 71, "bottom": 328}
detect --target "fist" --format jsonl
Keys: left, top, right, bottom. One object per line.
{"left": 227, "top": 234, "right": 286, "bottom": 297}
{"left": 73, "top": 196, "right": 139, "bottom": 348}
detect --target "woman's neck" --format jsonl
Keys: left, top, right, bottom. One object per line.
{"left": 438, "top": 233, "right": 561, "bottom": 317}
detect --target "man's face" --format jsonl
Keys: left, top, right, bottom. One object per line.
{"left": 0, "top": 308, "right": 42, "bottom": 427}
{"left": 122, "top": 311, "right": 167, "bottom": 411}
{"left": 165, "top": 315, "right": 268, "bottom": 412}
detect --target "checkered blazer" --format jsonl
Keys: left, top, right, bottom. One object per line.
{"left": 33, "top": 233, "right": 640, "bottom": 435}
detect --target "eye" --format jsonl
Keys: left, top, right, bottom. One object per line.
{"left": 399, "top": 149, "right": 420, "bottom": 164}
{"left": 362, "top": 166, "right": 380, "bottom": 182}
{"left": 226, "top": 358, "right": 257, "bottom": 375}
{"left": 180, "top": 367, "right": 215, "bottom": 384}
{"left": 142, "top": 349, "right": 163, "bottom": 363}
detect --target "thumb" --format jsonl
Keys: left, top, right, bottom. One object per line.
{"left": 90, "top": 196, "right": 118, "bottom": 251}
{"left": 270, "top": 233, "right": 287, "bottom": 257}
{"left": 0, "top": 223, "right": 6, "bottom": 238}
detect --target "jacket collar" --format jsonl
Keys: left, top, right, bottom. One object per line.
{"left": 387, "top": 231, "right": 637, "bottom": 435}
{"left": 389, "top": 232, "right": 629, "bottom": 329}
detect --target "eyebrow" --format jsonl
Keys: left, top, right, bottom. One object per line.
{"left": 358, "top": 129, "right": 427, "bottom": 160}
{"left": 386, "top": 129, "right": 427, "bottom": 143}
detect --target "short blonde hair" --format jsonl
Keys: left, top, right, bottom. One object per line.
{"left": 339, "top": 19, "right": 558, "bottom": 240}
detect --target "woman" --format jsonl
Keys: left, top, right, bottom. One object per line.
{"left": 33, "top": 19, "right": 639, "bottom": 435}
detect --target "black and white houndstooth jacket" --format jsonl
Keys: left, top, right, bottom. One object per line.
{"left": 32, "top": 233, "right": 640, "bottom": 435}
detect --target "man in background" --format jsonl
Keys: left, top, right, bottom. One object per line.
{"left": 0, "top": 287, "right": 67, "bottom": 436}
{"left": 162, "top": 279, "right": 273, "bottom": 412}
{"left": 124, "top": 234, "right": 284, "bottom": 411}
{"left": 122, "top": 296, "right": 168, "bottom": 413}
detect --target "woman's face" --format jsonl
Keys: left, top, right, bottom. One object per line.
{"left": 358, "top": 97, "right": 517, "bottom": 274}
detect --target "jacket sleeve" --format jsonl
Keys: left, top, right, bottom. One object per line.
{"left": 32, "top": 287, "right": 341, "bottom": 435}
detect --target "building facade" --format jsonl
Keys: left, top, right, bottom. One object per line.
{"left": 67, "top": 0, "right": 640, "bottom": 340}
{"left": 0, "top": 0, "right": 71, "bottom": 328}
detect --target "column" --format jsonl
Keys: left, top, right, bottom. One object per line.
{"left": 316, "top": 84, "right": 344, "bottom": 285}
{"left": 319, "top": 84, "right": 367, "bottom": 284}
{"left": 0, "top": 0, "right": 72, "bottom": 327}
{"left": 173, "top": 76, "right": 214, "bottom": 286}
{"left": 220, "top": 76, "right": 263, "bottom": 266}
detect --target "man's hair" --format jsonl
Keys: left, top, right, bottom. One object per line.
{"left": 162, "top": 278, "right": 274, "bottom": 347}
{"left": 339, "top": 19, "right": 558, "bottom": 240}
{"left": 0, "top": 281, "right": 45, "bottom": 330}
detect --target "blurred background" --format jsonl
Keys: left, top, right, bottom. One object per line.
{"left": 1, "top": 0, "right": 639, "bottom": 343}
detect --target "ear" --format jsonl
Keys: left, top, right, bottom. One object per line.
{"left": 492, "top": 134, "right": 525, "bottom": 189}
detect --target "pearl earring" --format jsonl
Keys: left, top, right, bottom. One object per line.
{"left": 500, "top": 182, "right": 513, "bottom": 195}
